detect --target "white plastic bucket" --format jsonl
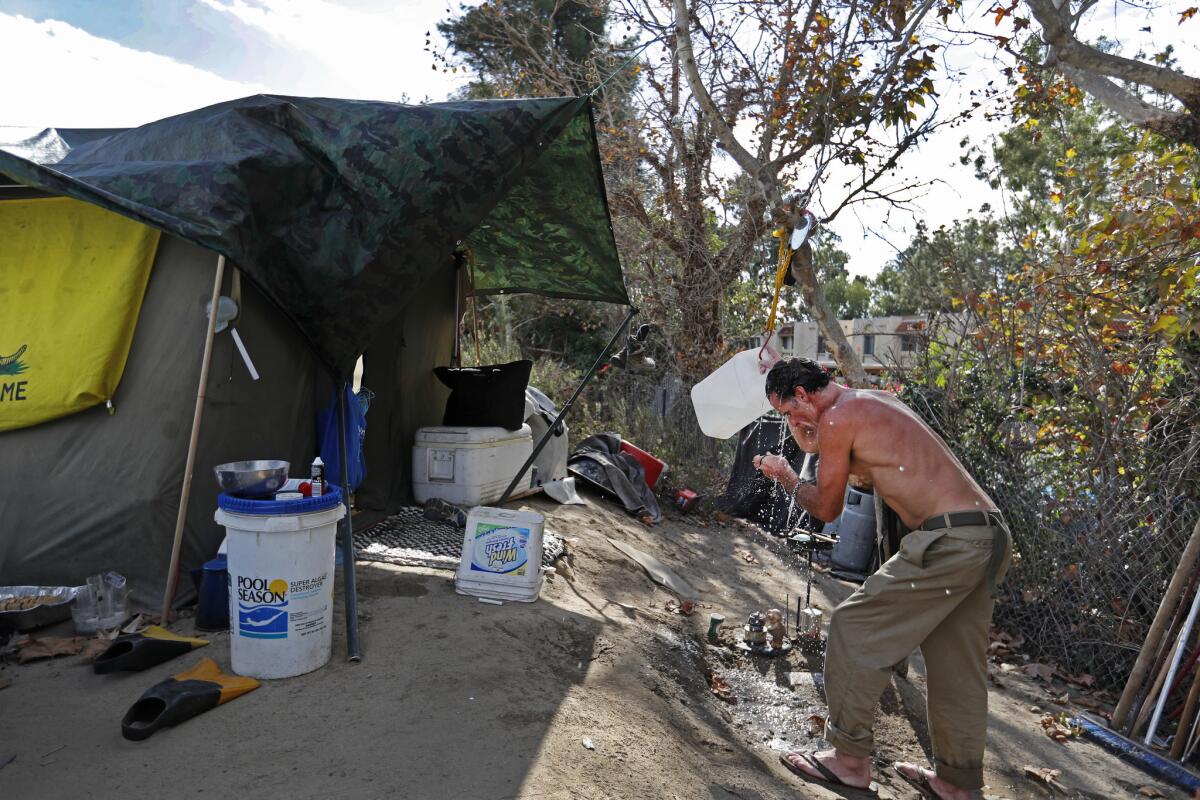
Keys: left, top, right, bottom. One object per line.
{"left": 455, "top": 506, "right": 545, "bottom": 603}
{"left": 214, "top": 489, "right": 345, "bottom": 679}
{"left": 690, "top": 348, "right": 775, "bottom": 439}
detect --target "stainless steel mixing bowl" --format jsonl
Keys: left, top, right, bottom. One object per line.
{"left": 213, "top": 460, "right": 290, "bottom": 498}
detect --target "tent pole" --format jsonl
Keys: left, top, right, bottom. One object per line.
{"left": 337, "top": 384, "right": 362, "bottom": 662}
{"left": 160, "top": 253, "right": 227, "bottom": 622}
{"left": 497, "top": 306, "right": 638, "bottom": 506}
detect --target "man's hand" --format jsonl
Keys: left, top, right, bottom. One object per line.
{"left": 753, "top": 453, "right": 795, "bottom": 484}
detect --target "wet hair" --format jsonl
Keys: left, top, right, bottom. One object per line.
{"left": 765, "top": 358, "right": 831, "bottom": 400}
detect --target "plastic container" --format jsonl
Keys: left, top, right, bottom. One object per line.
{"left": 690, "top": 348, "right": 776, "bottom": 439}
{"left": 412, "top": 425, "right": 534, "bottom": 506}
{"left": 310, "top": 456, "right": 325, "bottom": 498}
{"left": 72, "top": 571, "right": 129, "bottom": 634}
{"left": 675, "top": 488, "right": 701, "bottom": 513}
{"left": 214, "top": 487, "right": 345, "bottom": 679}
{"left": 455, "top": 506, "right": 545, "bottom": 603}
{"left": 194, "top": 555, "right": 230, "bottom": 632}
{"left": 830, "top": 486, "right": 876, "bottom": 573}
{"left": 619, "top": 440, "right": 667, "bottom": 489}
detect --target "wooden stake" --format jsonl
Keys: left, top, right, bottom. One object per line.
{"left": 1131, "top": 569, "right": 1200, "bottom": 734}
{"left": 1113, "top": 517, "right": 1200, "bottom": 731}
{"left": 1132, "top": 582, "right": 1198, "bottom": 737}
{"left": 1172, "top": 659, "right": 1200, "bottom": 759}
{"left": 160, "top": 254, "right": 226, "bottom": 623}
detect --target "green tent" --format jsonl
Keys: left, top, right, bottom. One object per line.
{"left": 0, "top": 95, "right": 629, "bottom": 619}
{"left": 0, "top": 94, "right": 629, "bottom": 377}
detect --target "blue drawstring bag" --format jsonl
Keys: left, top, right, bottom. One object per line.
{"left": 316, "top": 384, "right": 368, "bottom": 490}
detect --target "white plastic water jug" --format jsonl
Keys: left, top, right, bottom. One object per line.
{"left": 691, "top": 348, "right": 776, "bottom": 439}
{"left": 455, "top": 506, "right": 545, "bottom": 603}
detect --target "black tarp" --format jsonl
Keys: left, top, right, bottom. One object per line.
{"left": 717, "top": 417, "right": 815, "bottom": 534}
{"left": 0, "top": 95, "right": 629, "bottom": 377}
{"left": 568, "top": 434, "right": 661, "bottom": 522}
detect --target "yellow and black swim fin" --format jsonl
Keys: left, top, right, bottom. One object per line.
{"left": 121, "top": 657, "right": 260, "bottom": 741}
{"left": 94, "top": 625, "right": 210, "bottom": 674}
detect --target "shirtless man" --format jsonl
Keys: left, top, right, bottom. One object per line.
{"left": 752, "top": 358, "right": 1011, "bottom": 800}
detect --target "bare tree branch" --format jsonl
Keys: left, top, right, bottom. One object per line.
{"left": 1025, "top": 0, "right": 1200, "bottom": 146}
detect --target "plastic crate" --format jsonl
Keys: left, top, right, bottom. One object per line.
{"left": 619, "top": 440, "right": 667, "bottom": 489}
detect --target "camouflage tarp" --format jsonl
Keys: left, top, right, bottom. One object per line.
{"left": 0, "top": 95, "right": 628, "bottom": 375}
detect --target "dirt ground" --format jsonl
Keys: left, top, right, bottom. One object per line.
{"left": 0, "top": 491, "right": 1189, "bottom": 799}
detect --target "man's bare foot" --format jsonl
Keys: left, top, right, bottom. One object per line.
{"left": 893, "top": 762, "right": 973, "bottom": 800}
{"left": 780, "top": 748, "right": 872, "bottom": 789}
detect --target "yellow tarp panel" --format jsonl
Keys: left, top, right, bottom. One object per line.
{"left": 0, "top": 197, "right": 160, "bottom": 432}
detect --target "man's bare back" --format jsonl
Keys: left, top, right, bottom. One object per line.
{"left": 809, "top": 389, "right": 991, "bottom": 529}
{"left": 757, "top": 382, "right": 994, "bottom": 530}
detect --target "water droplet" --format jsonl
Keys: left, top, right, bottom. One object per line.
{"left": 975, "top": 501, "right": 981, "bottom": 506}
{"left": 945, "top": 589, "right": 951, "bottom": 595}
{"left": 898, "top": 466, "right": 905, "bottom": 472}
{"left": 910, "top": 582, "right": 916, "bottom": 589}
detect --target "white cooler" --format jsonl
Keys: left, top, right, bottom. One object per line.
{"left": 412, "top": 424, "right": 535, "bottom": 506}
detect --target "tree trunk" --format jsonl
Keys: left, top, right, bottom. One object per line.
{"left": 788, "top": 243, "right": 871, "bottom": 388}
{"left": 671, "top": 0, "right": 869, "bottom": 387}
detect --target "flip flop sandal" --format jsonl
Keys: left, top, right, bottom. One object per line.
{"left": 892, "top": 763, "right": 950, "bottom": 800}
{"left": 778, "top": 752, "right": 878, "bottom": 795}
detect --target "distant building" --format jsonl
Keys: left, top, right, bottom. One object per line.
{"left": 749, "top": 314, "right": 964, "bottom": 376}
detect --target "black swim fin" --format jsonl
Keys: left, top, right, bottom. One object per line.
{"left": 94, "top": 625, "right": 210, "bottom": 674}
{"left": 121, "top": 657, "right": 260, "bottom": 741}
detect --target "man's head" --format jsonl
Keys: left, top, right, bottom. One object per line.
{"left": 765, "top": 358, "right": 831, "bottom": 426}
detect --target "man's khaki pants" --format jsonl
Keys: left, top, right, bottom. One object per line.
{"left": 823, "top": 522, "right": 1011, "bottom": 790}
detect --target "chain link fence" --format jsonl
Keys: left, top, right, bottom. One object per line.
{"left": 560, "top": 366, "right": 738, "bottom": 497}
{"left": 899, "top": 366, "right": 1200, "bottom": 691}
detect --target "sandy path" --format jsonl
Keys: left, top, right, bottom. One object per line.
{"left": 0, "top": 493, "right": 1185, "bottom": 799}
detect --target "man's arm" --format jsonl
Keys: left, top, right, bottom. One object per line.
{"left": 754, "top": 414, "right": 851, "bottom": 522}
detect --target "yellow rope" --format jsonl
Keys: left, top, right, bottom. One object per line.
{"left": 763, "top": 227, "right": 794, "bottom": 338}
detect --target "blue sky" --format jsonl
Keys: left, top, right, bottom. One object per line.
{"left": 3, "top": 1, "right": 1195, "bottom": 278}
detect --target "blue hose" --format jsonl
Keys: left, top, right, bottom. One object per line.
{"left": 1071, "top": 715, "right": 1200, "bottom": 792}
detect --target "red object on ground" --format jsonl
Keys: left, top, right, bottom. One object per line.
{"left": 675, "top": 489, "right": 700, "bottom": 513}
{"left": 620, "top": 440, "right": 667, "bottom": 489}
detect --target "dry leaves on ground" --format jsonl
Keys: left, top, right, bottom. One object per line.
{"left": 1137, "top": 786, "right": 1166, "bottom": 798}
{"left": 988, "top": 668, "right": 1006, "bottom": 689}
{"left": 739, "top": 551, "right": 758, "bottom": 565}
{"left": 1071, "top": 694, "right": 1111, "bottom": 716}
{"left": 711, "top": 675, "right": 737, "bottom": 704}
{"left": 806, "top": 714, "right": 826, "bottom": 737}
{"left": 15, "top": 635, "right": 110, "bottom": 664}
{"left": 15, "top": 635, "right": 85, "bottom": 664}
{"left": 989, "top": 629, "right": 1026, "bottom": 659}
{"left": 0, "top": 678, "right": 10, "bottom": 691}
{"left": 1040, "top": 713, "right": 1080, "bottom": 743}
{"left": 1023, "top": 765, "right": 1067, "bottom": 794}
{"left": 665, "top": 599, "right": 695, "bottom": 616}
{"left": 1023, "top": 662, "right": 1056, "bottom": 681}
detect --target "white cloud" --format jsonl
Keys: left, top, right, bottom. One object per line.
{"left": 196, "top": 0, "right": 466, "bottom": 102}
{"left": 0, "top": 13, "right": 261, "bottom": 128}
